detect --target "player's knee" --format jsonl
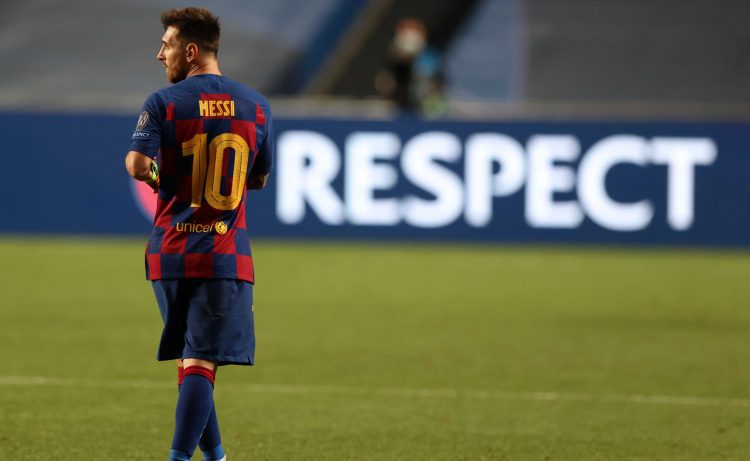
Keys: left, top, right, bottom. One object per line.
{"left": 182, "top": 358, "right": 217, "bottom": 371}
{"left": 182, "top": 359, "right": 217, "bottom": 387}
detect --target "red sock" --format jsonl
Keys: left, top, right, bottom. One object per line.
{"left": 184, "top": 366, "right": 216, "bottom": 387}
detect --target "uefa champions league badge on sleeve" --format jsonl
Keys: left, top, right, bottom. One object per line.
{"left": 132, "top": 112, "right": 151, "bottom": 138}
{"left": 136, "top": 111, "right": 150, "bottom": 131}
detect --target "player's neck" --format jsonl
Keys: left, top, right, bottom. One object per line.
{"left": 186, "top": 60, "right": 222, "bottom": 78}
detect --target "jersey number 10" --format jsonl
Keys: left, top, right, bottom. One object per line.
{"left": 182, "top": 133, "right": 250, "bottom": 211}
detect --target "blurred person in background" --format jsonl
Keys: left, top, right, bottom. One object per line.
{"left": 375, "top": 18, "right": 446, "bottom": 117}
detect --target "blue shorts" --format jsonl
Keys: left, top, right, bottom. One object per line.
{"left": 152, "top": 279, "right": 255, "bottom": 366}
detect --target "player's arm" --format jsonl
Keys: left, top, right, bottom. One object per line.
{"left": 247, "top": 103, "right": 274, "bottom": 190}
{"left": 127, "top": 93, "right": 164, "bottom": 191}
{"left": 125, "top": 150, "right": 160, "bottom": 191}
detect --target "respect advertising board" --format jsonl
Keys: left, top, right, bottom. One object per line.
{"left": 2, "top": 114, "right": 749, "bottom": 245}
{"left": 240, "top": 119, "right": 748, "bottom": 245}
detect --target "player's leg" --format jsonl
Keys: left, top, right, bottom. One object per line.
{"left": 198, "top": 280, "right": 254, "bottom": 461}
{"left": 186, "top": 358, "right": 225, "bottom": 461}
{"left": 176, "top": 359, "right": 223, "bottom": 459}
{"left": 198, "top": 397, "right": 223, "bottom": 460}
{"left": 170, "top": 279, "right": 254, "bottom": 460}
{"left": 170, "top": 358, "right": 218, "bottom": 461}
{"left": 154, "top": 281, "right": 219, "bottom": 460}
{"left": 152, "top": 281, "right": 200, "bottom": 460}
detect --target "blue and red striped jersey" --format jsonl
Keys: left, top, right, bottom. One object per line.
{"left": 129, "top": 74, "right": 273, "bottom": 283}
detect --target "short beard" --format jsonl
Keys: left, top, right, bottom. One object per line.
{"left": 169, "top": 71, "right": 187, "bottom": 84}
{"left": 168, "top": 55, "right": 190, "bottom": 83}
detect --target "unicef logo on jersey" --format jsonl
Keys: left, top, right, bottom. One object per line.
{"left": 175, "top": 221, "right": 229, "bottom": 234}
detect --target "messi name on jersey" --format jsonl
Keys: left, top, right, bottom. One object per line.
{"left": 198, "top": 94, "right": 235, "bottom": 118}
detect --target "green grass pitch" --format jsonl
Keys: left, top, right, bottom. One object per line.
{"left": 1, "top": 237, "right": 750, "bottom": 460}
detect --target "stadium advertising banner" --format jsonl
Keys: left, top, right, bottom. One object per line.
{"left": 2, "top": 113, "right": 749, "bottom": 246}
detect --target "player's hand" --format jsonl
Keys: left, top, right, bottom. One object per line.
{"left": 145, "top": 159, "right": 160, "bottom": 193}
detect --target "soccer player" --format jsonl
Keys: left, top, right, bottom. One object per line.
{"left": 124, "top": 7, "right": 273, "bottom": 461}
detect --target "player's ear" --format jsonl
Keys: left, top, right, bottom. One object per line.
{"left": 186, "top": 42, "right": 199, "bottom": 62}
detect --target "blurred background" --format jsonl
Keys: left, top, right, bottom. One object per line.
{"left": 3, "top": 0, "right": 750, "bottom": 116}
{"left": 1, "top": 0, "right": 749, "bottom": 242}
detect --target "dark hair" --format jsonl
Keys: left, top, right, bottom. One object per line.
{"left": 161, "top": 7, "right": 220, "bottom": 55}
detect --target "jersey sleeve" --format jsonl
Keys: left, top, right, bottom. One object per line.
{"left": 251, "top": 102, "right": 274, "bottom": 175}
{"left": 128, "top": 92, "right": 165, "bottom": 159}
